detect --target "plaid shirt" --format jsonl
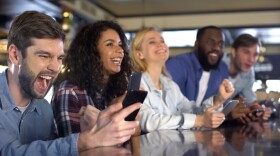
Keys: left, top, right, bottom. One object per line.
{"left": 52, "top": 80, "right": 99, "bottom": 137}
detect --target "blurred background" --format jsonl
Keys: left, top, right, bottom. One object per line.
{"left": 0, "top": 0, "right": 280, "bottom": 103}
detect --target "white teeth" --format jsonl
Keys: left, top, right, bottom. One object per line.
{"left": 40, "top": 76, "right": 52, "bottom": 80}
{"left": 209, "top": 53, "right": 218, "bottom": 57}
{"left": 112, "top": 58, "right": 121, "bottom": 64}
{"left": 112, "top": 58, "right": 121, "bottom": 61}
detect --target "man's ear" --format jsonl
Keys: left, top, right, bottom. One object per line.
{"left": 231, "top": 48, "right": 236, "bottom": 58}
{"left": 194, "top": 40, "right": 199, "bottom": 50}
{"left": 8, "top": 44, "right": 22, "bottom": 65}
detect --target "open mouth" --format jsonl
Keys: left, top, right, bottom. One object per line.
{"left": 208, "top": 52, "right": 219, "bottom": 62}
{"left": 157, "top": 47, "right": 168, "bottom": 54}
{"left": 245, "top": 63, "right": 252, "bottom": 67}
{"left": 244, "top": 64, "right": 252, "bottom": 71}
{"left": 35, "top": 75, "right": 53, "bottom": 94}
{"left": 209, "top": 53, "right": 218, "bottom": 57}
{"left": 157, "top": 50, "right": 167, "bottom": 54}
{"left": 111, "top": 57, "right": 122, "bottom": 65}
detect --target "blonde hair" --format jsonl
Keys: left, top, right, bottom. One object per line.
{"left": 130, "top": 27, "right": 170, "bottom": 76}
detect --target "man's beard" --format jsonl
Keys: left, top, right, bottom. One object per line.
{"left": 196, "top": 45, "right": 223, "bottom": 71}
{"left": 18, "top": 61, "right": 51, "bottom": 99}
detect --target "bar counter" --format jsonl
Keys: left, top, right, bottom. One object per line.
{"left": 80, "top": 118, "right": 280, "bottom": 156}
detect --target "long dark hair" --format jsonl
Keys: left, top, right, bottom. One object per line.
{"left": 58, "top": 20, "right": 132, "bottom": 108}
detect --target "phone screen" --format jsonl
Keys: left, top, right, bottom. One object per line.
{"left": 123, "top": 90, "right": 147, "bottom": 121}
{"left": 222, "top": 100, "right": 239, "bottom": 116}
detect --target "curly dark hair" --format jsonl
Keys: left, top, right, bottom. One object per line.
{"left": 58, "top": 20, "right": 132, "bottom": 108}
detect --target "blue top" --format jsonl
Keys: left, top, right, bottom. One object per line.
{"left": 0, "top": 70, "right": 79, "bottom": 156}
{"left": 166, "top": 51, "right": 229, "bottom": 104}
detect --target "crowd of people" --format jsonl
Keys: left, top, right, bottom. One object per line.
{"left": 0, "top": 10, "right": 272, "bottom": 155}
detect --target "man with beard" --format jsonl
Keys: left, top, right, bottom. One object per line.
{"left": 0, "top": 11, "right": 140, "bottom": 155}
{"left": 223, "top": 34, "right": 271, "bottom": 122}
{"left": 166, "top": 25, "right": 229, "bottom": 107}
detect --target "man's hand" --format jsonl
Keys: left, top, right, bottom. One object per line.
{"left": 261, "top": 107, "right": 272, "bottom": 120}
{"left": 77, "top": 102, "right": 141, "bottom": 152}
{"left": 214, "top": 79, "right": 234, "bottom": 105}
{"left": 229, "top": 102, "right": 247, "bottom": 120}
{"left": 248, "top": 103, "right": 272, "bottom": 121}
{"left": 232, "top": 100, "right": 272, "bottom": 123}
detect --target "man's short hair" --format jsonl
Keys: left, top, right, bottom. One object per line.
{"left": 232, "top": 34, "right": 259, "bottom": 50}
{"left": 196, "top": 25, "right": 223, "bottom": 41}
{"left": 7, "top": 11, "right": 65, "bottom": 58}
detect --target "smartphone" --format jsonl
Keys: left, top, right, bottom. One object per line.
{"left": 251, "top": 109, "right": 265, "bottom": 117}
{"left": 123, "top": 90, "right": 147, "bottom": 121}
{"left": 127, "top": 72, "right": 142, "bottom": 91}
{"left": 123, "top": 72, "right": 148, "bottom": 121}
{"left": 222, "top": 100, "right": 239, "bottom": 116}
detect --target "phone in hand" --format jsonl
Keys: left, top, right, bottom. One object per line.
{"left": 123, "top": 90, "right": 147, "bottom": 121}
{"left": 251, "top": 109, "right": 265, "bottom": 117}
{"left": 123, "top": 72, "right": 147, "bottom": 121}
{"left": 222, "top": 100, "right": 239, "bottom": 116}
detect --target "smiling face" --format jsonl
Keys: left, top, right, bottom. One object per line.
{"left": 18, "top": 38, "right": 64, "bottom": 98}
{"left": 137, "top": 30, "right": 169, "bottom": 66}
{"left": 232, "top": 44, "right": 260, "bottom": 73}
{"left": 195, "top": 28, "right": 225, "bottom": 71}
{"left": 97, "top": 29, "right": 124, "bottom": 77}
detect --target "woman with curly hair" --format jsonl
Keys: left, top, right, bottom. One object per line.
{"left": 51, "top": 20, "right": 132, "bottom": 137}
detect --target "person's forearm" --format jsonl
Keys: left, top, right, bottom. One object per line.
{"left": 194, "top": 115, "right": 203, "bottom": 127}
{"left": 214, "top": 95, "right": 224, "bottom": 106}
{"left": 1, "top": 134, "right": 79, "bottom": 156}
{"left": 78, "top": 131, "right": 99, "bottom": 152}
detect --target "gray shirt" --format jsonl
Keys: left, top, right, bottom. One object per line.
{"left": 223, "top": 54, "right": 257, "bottom": 104}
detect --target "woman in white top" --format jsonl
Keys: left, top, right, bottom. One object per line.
{"left": 130, "top": 27, "right": 234, "bottom": 132}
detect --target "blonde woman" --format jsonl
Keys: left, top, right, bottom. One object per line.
{"left": 130, "top": 27, "right": 234, "bottom": 132}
